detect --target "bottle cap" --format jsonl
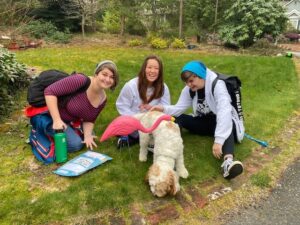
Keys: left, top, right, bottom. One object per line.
{"left": 55, "top": 129, "right": 64, "bottom": 133}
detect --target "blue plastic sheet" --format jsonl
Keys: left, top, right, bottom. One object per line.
{"left": 53, "top": 151, "right": 112, "bottom": 177}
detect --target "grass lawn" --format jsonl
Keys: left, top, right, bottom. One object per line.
{"left": 0, "top": 46, "right": 299, "bottom": 224}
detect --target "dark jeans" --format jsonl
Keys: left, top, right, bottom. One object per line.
{"left": 175, "top": 114, "right": 235, "bottom": 155}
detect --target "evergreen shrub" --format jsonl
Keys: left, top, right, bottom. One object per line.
{"left": 150, "top": 38, "right": 168, "bottom": 49}
{"left": 0, "top": 48, "right": 29, "bottom": 118}
{"left": 170, "top": 38, "right": 186, "bottom": 49}
{"left": 128, "top": 39, "right": 143, "bottom": 47}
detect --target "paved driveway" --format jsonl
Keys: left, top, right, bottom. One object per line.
{"left": 224, "top": 157, "right": 300, "bottom": 225}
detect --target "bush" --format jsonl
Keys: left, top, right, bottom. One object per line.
{"left": 21, "top": 20, "right": 72, "bottom": 43}
{"left": 102, "top": 11, "right": 120, "bottom": 34}
{"left": 146, "top": 32, "right": 158, "bottom": 43}
{"left": 0, "top": 48, "right": 29, "bottom": 118}
{"left": 219, "top": 0, "right": 287, "bottom": 48}
{"left": 150, "top": 38, "right": 168, "bottom": 49}
{"left": 284, "top": 33, "right": 300, "bottom": 42}
{"left": 21, "top": 20, "right": 57, "bottom": 39}
{"left": 126, "top": 18, "right": 147, "bottom": 36}
{"left": 170, "top": 38, "right": 186, "bottom": 49}
{"left": 128, "top": 39, "right": 143, "bottom": 47}
{"left": 248, "top": 38, "right": 281, "bottom": 55}
{"left": 45, "top": 30, "right": 72, "bottom": 44}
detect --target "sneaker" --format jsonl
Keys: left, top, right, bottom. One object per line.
{"left": 147, "top": 144, "right": 154, "bottom": 152}
{"left": 221, "top": 159, "right": 243, "bottom": 179}
{"left": 117, "top": 136, "right": 129, "bottom": 149}
{"left": 117, "top": 135, "right": 139, "bottom": 149}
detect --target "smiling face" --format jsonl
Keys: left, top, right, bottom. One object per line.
{"left": 145, "top": 59, "right": 160, "bottom": 85}
{"left": 95, "top": 68, "right": 115, "bottom": 90}
{"left": 185, "top": 75, "right": 205, "bottom": 91}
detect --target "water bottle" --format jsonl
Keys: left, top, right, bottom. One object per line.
{"left": 54, "top": 129, "right": 67, "bottom": 163}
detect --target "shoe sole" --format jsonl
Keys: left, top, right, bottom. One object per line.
{"left": 225, "top": 161, "right": 243, "bottom": 180}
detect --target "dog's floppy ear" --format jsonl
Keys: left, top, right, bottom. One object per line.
{"left": 145, "top": 164, "right": 160, "bottom": 182}
{"left": 167, "top": 171, "right": 179, "bottom": 196}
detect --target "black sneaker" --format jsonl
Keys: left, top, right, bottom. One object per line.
{"left": 221, "top": 159, "right": 243, "bottom": 179}
{"left": 117, "top": 135, "right": 139, "bottom": 149}
{"left": 117, "top": 136, "right": 129, "bottom": 149}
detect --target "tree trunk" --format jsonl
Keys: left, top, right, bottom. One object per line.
{"left": 120, "top": 14, "right": 125, "bottom": 36}
{"left": 214, "top": 0, "right": 219, "bottom": 26}
{"left": 151, "top": 0, "right": 157, "bottom": 31}
{"left": 179, "top": 0, "right": 183, "bottom": 38}
{"left": 81, "top": 15, "right": 85, "bottom": 38}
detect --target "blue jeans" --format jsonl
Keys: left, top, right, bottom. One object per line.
{"left": 65, "top": 125, "right": 84, "bottom": 152}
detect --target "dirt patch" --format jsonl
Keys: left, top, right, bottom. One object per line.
{"left": 279, "top": 43, "right": 300, "bottom": 51}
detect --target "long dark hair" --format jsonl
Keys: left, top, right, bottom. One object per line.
{"left": 138, "top": 55, "right": 164, "bottom": 104}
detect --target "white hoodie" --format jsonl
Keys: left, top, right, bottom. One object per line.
{"left": 163, "top": 69, "right": 244, "bottom": 145}
{"left": 116, "top": 77, "right": 171, "bottom": 115}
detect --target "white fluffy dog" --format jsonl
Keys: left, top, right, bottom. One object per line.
{"left": 135, "top": 111, "right": 189, "bottom": 197}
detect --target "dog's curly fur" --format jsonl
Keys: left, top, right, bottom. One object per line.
{"left": 135, "top": 111, "right": 189, "bottom": 197}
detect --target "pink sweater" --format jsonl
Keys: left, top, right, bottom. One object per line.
{"left": 44, "top": 74, "right": 106, "bottom": 123}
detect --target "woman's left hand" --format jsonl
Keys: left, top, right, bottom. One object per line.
{"left": 82, "top": 135, "right": 98, "bottom": 150}
{"left": 212, "top": 143, "right": 223, "bottom": 159}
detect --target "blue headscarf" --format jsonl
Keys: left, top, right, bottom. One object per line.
{"left": 181, "top": 61, "right": 207, "bottom": 79}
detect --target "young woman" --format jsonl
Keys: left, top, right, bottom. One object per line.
{"left": 151, "top": 60, "right": 244, "bottom": 179}
{"left": 44, "top": 60, "right": 119, "bottom": 151}
{"left": 116, "top": 55, "right": 170, "bottom": 148}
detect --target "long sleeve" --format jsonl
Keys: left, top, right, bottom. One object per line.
{"left": 158, "top": 84, "right": 171, "bottom": 106}
{"left": 44, "top": 74, "right": 87, "bottom": 96}
{"left": 163, "top": 86, "right": 192, "bottom": 117}
{"left": 212, "top": 80, "right": 233, "bottom": 145}
{"left": 116, "top": 81, "right": 138, "bottom": 116}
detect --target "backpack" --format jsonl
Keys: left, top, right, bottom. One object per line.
{"left": 189, "top": 72, "right": 244, "bottom": 142}
{"left": 189, "top": 72, "right": 244, "bottom": 122}
{"left": 29, "top": 112, "right": 84, "bottom": 164}
{"left": 212, "top": 73, "right": 244, "bottom": 122}
{"left": 27, "top": 69, "right": 90, "bottom": 107}
{"left": 29, "top": 112, "right": 55, "bottom": 164}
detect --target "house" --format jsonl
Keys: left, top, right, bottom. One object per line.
{"left": 284, "top": 0, "right": 300, "bottom": 30}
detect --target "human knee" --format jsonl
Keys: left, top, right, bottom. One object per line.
{"left": 67, "top": 138, "right": 84, "bottom": 152}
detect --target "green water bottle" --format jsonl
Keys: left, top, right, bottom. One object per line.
{"left": 54, "top": 129, "right": 67, "bottom": 163}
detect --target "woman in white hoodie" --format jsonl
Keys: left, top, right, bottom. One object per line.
{"left": 151, "top": 61, "right": 244, "bottom": 180}
{"left": 116, "top": 55, "right": 170, "bottom": 148}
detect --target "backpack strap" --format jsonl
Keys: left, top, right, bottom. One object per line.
{"left": 212, "top": 72, "right": 229, "bottom": 96}
{"left": 212, "top": 76, "right": 218, "bottom": 97}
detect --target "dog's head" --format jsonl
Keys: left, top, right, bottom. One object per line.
{"left": 145, "top": 164, "right": 180, "bottom": 197}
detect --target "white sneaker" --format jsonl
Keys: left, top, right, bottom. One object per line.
{"left": 147, "top": 144, "right": 154, "bottom": 152}
{"left": 221, "top": 159, "right": 243, "bottom": 179}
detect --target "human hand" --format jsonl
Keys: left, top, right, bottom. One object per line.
{"left": 149, "top": 105, "right": 164, "bottom": 112}
{"left": 82, "top": 135, "right": 98, "bottom": 150}
{"left": 52, "top": 119, "right": 67, "bottom": 131}
{"left": 212, "top": 143, "right": 223, "bottom": 159}
{"left": 139, "top": 104, "right": 152, "bottom": 112}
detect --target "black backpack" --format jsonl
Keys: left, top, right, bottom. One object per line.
{"left": 27, "top": 69, "right": 90, "bottom": 107}
{"left": 189, "top": 72, "right": 244, "bottom": 121}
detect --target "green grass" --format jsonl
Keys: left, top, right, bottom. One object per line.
{"left": 250, "top": 171, "right": 272, "bottom": 188}
{"left": 0, "top": 46, "right": 299, "bottom": 224}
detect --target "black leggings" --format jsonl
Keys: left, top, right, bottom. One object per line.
{"left": 175, "top": 114, "right": 235, "bottom": 156}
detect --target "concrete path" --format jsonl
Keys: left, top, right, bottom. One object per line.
{"left": 224, "top": 157, "right": 300, "bottom": 225}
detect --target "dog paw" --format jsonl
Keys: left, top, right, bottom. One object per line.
{"left": 178, "top": 168, "right": 189, "bottom": 178}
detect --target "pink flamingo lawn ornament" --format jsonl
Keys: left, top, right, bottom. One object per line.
{"left": 100, "top": 114, "right": 174, "bottom": 142}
